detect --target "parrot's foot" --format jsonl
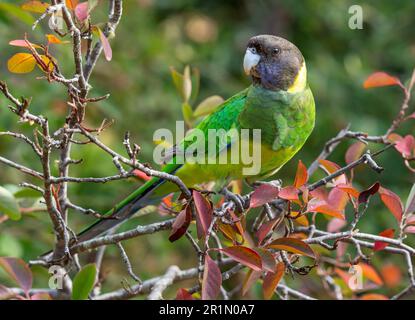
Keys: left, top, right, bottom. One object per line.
{"left": 220, "top": 187, "right": 246, "bottom": 213}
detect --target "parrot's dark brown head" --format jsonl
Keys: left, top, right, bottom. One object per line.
{"left": 244, "top": 35, "right": 306, "bottom": 92}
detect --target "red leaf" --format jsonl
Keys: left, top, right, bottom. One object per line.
{"left": 363, "top": 72, "right": 401, "bottom": 89}
{"left": 278, "top": 186, "right": 299, "bottom": 201}
{"left": 74, "top": 2, "right": 89, "bottom": 22}
{"left": 0, "top": 257, "right": 32, "bottom": 295}
{"left": 132, "top": 169, "right": 151, "bottom": 181}
{"left": 266, "top": 237, "right": 315, "bottom": 258}
{"left": 394, "top": 135, "right": 415, "bottom": 158}
{"left": 193, "top": 190, "right": 213, "bottom": 239}
{"left": 306, "top": 198, "right": 345, "bottom": 219}
{"left": 358, "top": 182, "right": 380, "bottom": 204}
{"left": 201, "top": 255, "right": 222, "bottom": 300}
{"left": 336, "top": 183, "right": 360, "bottom": 198}
{"left": 168, "top": 205, "right": 192, "bottom": 242}
{"left": 97, "top": 27, "right": 112, "bottom": 61}
{"left": 328, "top": 187, "right": 349, "bottom": 211}
{"left": 373, "top": 228, "right": 394, "bottom": 251}
{"left": 345, "top": 141, "right": 366, "bottom": 164}
{"left": 242, "top": 269, "right": 261, "bottom": 296}
{"left": 263, "top": 262, "right": 285, "bottom": 300}
{"left": 176, "top": 288, "right": 195, "bottom": 300}
{"left": 294, "top": 160, "right": 308, "bottom": 188}
{"left": 379, "top": 187, "right": 403, "bottom": 222}
{"left": 218, "top": 246, "right": 262, "bottom": 271}
{"left": 310, "top": 187, "right": 328, "bottom": 201}
{"left": 318, "top": 159, "right": 347, "bottom": 185}
{"left": 319, "top": 159, "right": 341, "bottom": 174}
{"left": 250, "top": 184, "right": 279, "bottom": 208}
{"left": 256, "top": 218, "right": 280, "bottom": 245}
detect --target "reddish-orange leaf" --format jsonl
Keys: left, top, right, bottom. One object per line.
{"left": 46, "top": 34, "right": 69, "bottom": 44}
{"left": 310, "top": 187, "right": 328, "bottom": 201}
{"left": 263, "top": 263, "right": 285, "bottom": 300}
{"left": 318, "top": 159, "right": 347, "bottom": 185}
{"left": 334, "top": 267, "right": 351, "bottom": 287}
{"left": 21, "top": 1, "right": 50, "bottom": 13}
{"left": 193, "top": 190, "right": 213, "bottom": 239}
{"left": 306, "top": 198, "right": 345, "bottom": 219}
{"left": 374, "top": 228, "right": 394, "bottom": 251}
{"left": 363, "top": 71, "right": 401, "bottom": 89}
{"left": 66, "top": 0, "right": 79, "bottom": 10}
{"left": 345, "top": 141, "right": 366, "bottom": 164}
{"left": 242, "top": 269, "right": 261, "bottom": 296}
{"left": 176, "top": 288, "right": 195, "bottom": 300}
{"left": 319, "top": 159, "right": 341, "bottom": 174}
{"left": 358, "top": 182, "right": 380, "bottom": 204}
{"left": 328, "top": 187, "right": 349, "bottom": 211}
{"left": 278, "top": 186, "right": 299, "bottom": 201}
{"left": 97, "top": 27, "right": 112, "bottom": 61}
{"left": 359, "top": 263, "right": 383, "bottom": 286}
{"left": 201, "top": 255, "right": 222, "bottom": 300}
{"left": 387, "top": 133, "right": 403, "bottom": 143}
{"left": 266, "top": 237, "right": 315, "bottom": 258}
{"left": 218, "top": 246, "right": 262, "bottom": 271}
{"left": 336, "top": 183, "right": 360, "bottom": 198}
{"left": 381, "top": 264, "right": 402, "bottom": 288}
{"left": 294, "top": 160, "right": 308, "bottom": 188}
{"left": 132, "top": 169, "right": 151, "bottom": 181}
{"left": 379, "top": 187, "right": 403, "bottom": 222}
{"left": 360, "top": 293, "right": 389, "bottom": 300}
{"left": 168, "top": 205, "right": 192, "bottom": 242}
{"left": 256, "top": 218, "right": 281, "bottom": 245}
{"left": 394, "top": 135, "right": 415, "bottom": 158}
{"left": 250, "top": 184, "right": 279, "bottom": 208}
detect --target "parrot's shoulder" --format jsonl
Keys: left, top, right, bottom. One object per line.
{"left": 196, "top": 87, "right": 250, "bottom": 131}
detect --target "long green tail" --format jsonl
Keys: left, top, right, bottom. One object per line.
{"left": 76, "top": 177, "right": 164, "bottom": 242}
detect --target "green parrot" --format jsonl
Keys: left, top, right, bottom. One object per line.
{"left": 75, "top": 35, "right": 316, "bottom": 242}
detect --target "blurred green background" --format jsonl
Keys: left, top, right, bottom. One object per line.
{"left": 0, "top": 0, "right": 415, "bottom": 299}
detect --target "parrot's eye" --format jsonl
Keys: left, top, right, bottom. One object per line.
{"left": 249, "top": 46, "right": 257, "bottom": 54}
{"left": 272, "top": 48, "right": 280, "bottom": 55}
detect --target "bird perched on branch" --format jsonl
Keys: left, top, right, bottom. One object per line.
{"left": 47, "top": 35, "right": 315, "bottom": 249}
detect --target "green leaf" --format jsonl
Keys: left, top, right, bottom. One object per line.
{"left": 72, "top": 263, "right": 97, "bottom": 300}
{"left": 0, "top": 3, "right": 35, "bottom": 25}
{"left": 0, "top": 186, "right": 21, "bottom": 220}
{"left": 14, "top": 187, "right": 42, "bottom": 199}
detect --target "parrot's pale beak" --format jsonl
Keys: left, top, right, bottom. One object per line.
{"left": 243, "top": 48, "right": 260, "bottom": 75}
